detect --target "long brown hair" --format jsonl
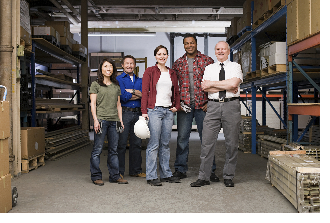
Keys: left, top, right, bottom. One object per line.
{"left": 97, "top": 58, "right": 119, "bottom": 86}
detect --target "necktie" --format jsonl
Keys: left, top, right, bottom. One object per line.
{"left": 219, "top": 63, "right": 226, "bottom": 99}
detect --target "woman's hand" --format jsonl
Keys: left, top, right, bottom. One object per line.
{"left": 94, "top": 120, "right": 100, "bottom": 133}
{"left": 170, "top": 107, "right": 177, "bottom": 113}
{"left": 142, "top": 114, "right": 149, "bottom": 120}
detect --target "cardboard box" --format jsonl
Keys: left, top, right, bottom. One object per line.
{"left": 20, "top": 26, "right": 31, "bottom": 45}
{"left": 231, "top": 17, "right": 240, "bottom": 35}
{"left": 0, "top": 101, "right": 10, "bottom": 140}
{"left": 0, "top": 138, "right": 9, "bottom": 178}
{"left": 311, "top": 0, "right": 320, "bottom": 34}
{"left": 242, "top": 0, "right": 253, "bottom": 27}
{"left": 269, "top": 42, "right": 286, "bottom": 55}
{"left": 72, "top": 44, "right": 87, "bottom": 55}
{"left": 297, "top": 0, "right": 310, "bottom": 40}
{"left": 45, "top": 21, "right": 69, "bottom": 37}
{"left": 269, "top": 53, "right": 286, "bottom": 66}
{"left": 286, "top": 0, "right": 298, "bottom": 45}
{"left": 253, "top": 0, "right": 272, "bottom": 24}
{"left": 32, "top": 26, "right": 57, "bottom": 37}
{"left": 0, "top": 174, "right": 12, "bottom": 213}
{"left": 236, "top": 17, "right": 243, "bottom": 34}
{"left": 60, "top": 36, "right": 73, "bottom": 49}
{"left": 21, "top": 127, "right": 45, "bottom": 159}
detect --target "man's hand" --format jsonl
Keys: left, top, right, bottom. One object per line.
{"left": 126, "top": 89, "right": 141, "bottom": 100}
{"left": 202, "top": 103, "right": 207, "bottom": 112}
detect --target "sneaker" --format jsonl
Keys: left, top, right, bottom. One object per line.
{"left": 110, "top": 178, "right": 128, "bottom": 184}
{"left": 92, "top": 179, "right": 104, "bottom": 186}
{"left": 130, "top": 172, "right": 146, "bottom": 177}
{"left": 147, "top": 179, "right": 162, "bottom": 186}
{"left": 172, "top": 170, "right": 187, "bottom": 179}
{"left": 160, "top": 176, "right": 181, "bottom": 183}
{"left": 190, "top": 179, "right": 210, "bottom": 187}
{"left": 210, "top": 173, "right": 220, "bottom": 182}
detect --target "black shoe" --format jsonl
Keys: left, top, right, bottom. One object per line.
{"left": 147, "top": 179, "right": 162, "bottom": 186}
{"left": 172, "top": 170, "right": 187, "bottom": 179}
{"left": 190, "top": 179, "right": 210, "bottom": 187}
{"left": 224, "top": 179, "right": 234, "bottom": 187}
{"left": 160, "top": 176, "right": 181, "bottom": 183}
{"left": 210, "top": 173, "right": 220, "bottom": 182}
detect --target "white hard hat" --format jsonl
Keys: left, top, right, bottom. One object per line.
{"left": 134, "top": 116, "right": 150, "bottom": 139}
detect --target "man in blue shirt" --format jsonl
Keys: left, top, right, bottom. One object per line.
{"left": 116, "top": 55, "right": 145, "bottom": 177}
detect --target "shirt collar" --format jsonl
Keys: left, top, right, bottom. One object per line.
{"left": 184, "top": 50, "right": 202, "bottom": 60}
{"left": 122, "top": 72, "right": 136, "bottom": 78}
{"left": 217, "top": 59, "right": 230, "bottom": 66}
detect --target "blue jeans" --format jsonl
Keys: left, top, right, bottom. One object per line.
{"left": 146, "top": 107, "right": 174, "bottom": 180}
{"left": 118, "top": 110, "right": 142, "bottom": 176}
{"left": 90, "top": 120, "right": 120, "bottom": 182}
{"left": 175, "top": 107, "right": 217, "bottom": 173}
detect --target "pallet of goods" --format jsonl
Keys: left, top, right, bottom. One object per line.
{"left": 21, "top": 127, "right": 46, "bottom": 173}
{"left": 258, "top": 135, "right": 286, "bottom": 158}
{"left": 45, "top": 126, "right": 91, "bottom": 160}
{"left": 266, "top": 150, "right": 320, "bottom": 213}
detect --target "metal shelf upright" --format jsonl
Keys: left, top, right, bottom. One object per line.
{"left": 29, "top": 38, "right": 84, "bottom": 127}
{"left": 230, "top": 4, "right": 288, "bottom": 154}
{"left": 287, "top": 33, "right": 320, "bottom": 143}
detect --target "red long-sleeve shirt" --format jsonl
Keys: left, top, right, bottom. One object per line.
{"left": 141, "top": 64, "right": 180, "bottom": 114}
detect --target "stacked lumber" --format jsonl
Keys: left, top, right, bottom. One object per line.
{"left": 45, "top": 126, "right": 91, "bottom": 160}
{"left": 283, "top": 143, "right": 320, "bottom": 161}
{"left": 266, "top": 150, "right": 320, "bottom": 213}
{"left": 258, "top": 135, "right": 286, "bottom": 157}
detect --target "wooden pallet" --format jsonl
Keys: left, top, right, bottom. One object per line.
{"left": 21, "top": 154, "right": 45, "bottom": 173}
{"left": 252, "top": 5, "right": 285, "bottom": 30}
{"left": 267, "top": 64, "right": 286, "bottom": 75}
{"left": 32, "top": 35, "right": 59, "bottom": 48}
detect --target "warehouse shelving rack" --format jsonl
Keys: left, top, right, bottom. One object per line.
{"left": 230, "top": 1, "right": 320, "bottom": 153}
{"left": 230, "top": 3, "right": 288, "bottom": 154}
{"left": 25, "top": 38, "right": 85, "bottom": 128}
{"left": 287, "top": 33, "right": 320, "bottom": 143}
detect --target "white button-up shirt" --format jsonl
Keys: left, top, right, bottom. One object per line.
{"left": 203, "top": 59, "right": 243, "bottom": 99}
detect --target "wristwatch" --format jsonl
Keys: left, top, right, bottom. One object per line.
{"left": 132, "top": 89, "right": 135, "bottom": 95}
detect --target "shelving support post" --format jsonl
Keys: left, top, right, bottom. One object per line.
{"left": 31, "top": 40, "right": 36, "bottom": 127}
{"left": 251, "top": 84, "right": 257, "bottom": 154}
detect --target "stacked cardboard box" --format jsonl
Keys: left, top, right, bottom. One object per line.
{"left": 45, "top": 21, "right": 73, "bottom": 53}
{"left": 0, "top": 100, "right": 12, "bottom": 213}
{"left": 32, "top": 26, "right": 60, "bottom": 47}
{"left": 268, "top": 42, "right": 286, "bottom": 66}
{"left": 287, "top": 0, "right": 320, "bottom": 45}
{"left": 21, "top": 127, "right": 45, "bottom": 173}
{"left": 20, "top": 0, "right": 31, "bottom": 45}
{"left": 253, "top": 0, "right": 272, "bottom": 25}
{"left": 266, "top": 151, "right": 320, "bottom": 212}
{"left": 241, "top": 0, "right": 253, "bottom": 28}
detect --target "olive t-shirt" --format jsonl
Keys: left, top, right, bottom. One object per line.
{"left": 89, "top": 81, "right": 121, "bottom": 121}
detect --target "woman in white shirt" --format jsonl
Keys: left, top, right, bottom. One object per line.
{"left": 141, "top": 45, "right": 181, "bottom": 186}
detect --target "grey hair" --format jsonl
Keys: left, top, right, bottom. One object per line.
{"left": 214, "top": 41, "right": 230, "bottom": 51}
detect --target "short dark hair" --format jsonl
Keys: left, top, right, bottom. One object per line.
{"left": 154, "top": 45, "right": 168, "bottom": 56}
{"left": 183, "top": 33, "right": 197, "bottom": 44}
{"left": 121, "top": 55, "right": 136, "bottom": 65}
{"left": 97, "top": 58, "right": 119, "bottom": 86}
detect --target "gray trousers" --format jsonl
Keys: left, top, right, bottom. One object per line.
{"left": 198, "top": 99, "right": 241, "bottom": 181}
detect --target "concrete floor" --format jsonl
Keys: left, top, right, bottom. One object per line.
{"left": 9, "top": 131, "right": 299, "bottom": 214}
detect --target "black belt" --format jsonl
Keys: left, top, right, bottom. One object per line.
{"left": 122, "top": 106, "right": 141, "bottom": 112}
{"left": 209, "top": 97, "right": 239, "bottom": 102}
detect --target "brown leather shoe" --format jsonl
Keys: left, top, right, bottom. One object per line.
{"left": 93, "top": 179, "right": 104, "bottom": 186}
{"left": 110, "top": 178, "right": 128, "bottom": 184}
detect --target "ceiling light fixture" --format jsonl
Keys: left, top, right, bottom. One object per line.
{"left": 87, "top": 32, "right": 156, "bottom": 37}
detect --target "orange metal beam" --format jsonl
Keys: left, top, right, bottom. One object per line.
{"left": 287, "top": 103, "right": 320, "bottom": 121}
{"left": 240, "top": 94, "right": 316, "bottom": 98}
{"left": 288, "top": 33, "right": 320, "bottom": 56}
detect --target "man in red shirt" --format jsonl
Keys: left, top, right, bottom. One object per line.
{"left": 172, "top": 34, "right": 219, "bottom": 181}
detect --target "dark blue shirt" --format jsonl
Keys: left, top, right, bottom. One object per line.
{"left": 116, "top": 72, "right": 142, "bottom": 108}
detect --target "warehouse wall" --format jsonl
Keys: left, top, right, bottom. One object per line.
{"left": 73, "top": 32, "right": 225, "bottom": 75}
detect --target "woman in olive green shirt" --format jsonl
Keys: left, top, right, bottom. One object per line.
{"left": 89, "top": 58, "right": 128, "bottom": 185}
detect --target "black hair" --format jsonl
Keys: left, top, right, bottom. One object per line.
{"left": 183, "top": 33, "right": 197, "bottom": 44}
{"left": 97, "top": 58, "right": 119, "bottom": 86}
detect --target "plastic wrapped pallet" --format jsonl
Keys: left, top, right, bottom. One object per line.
{"left": 266, "top": 150, "right": 320, "bottom": 213}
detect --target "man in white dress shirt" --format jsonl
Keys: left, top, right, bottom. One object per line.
{"left": 190, "top": 41, "right": 243, "bottom": 187}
